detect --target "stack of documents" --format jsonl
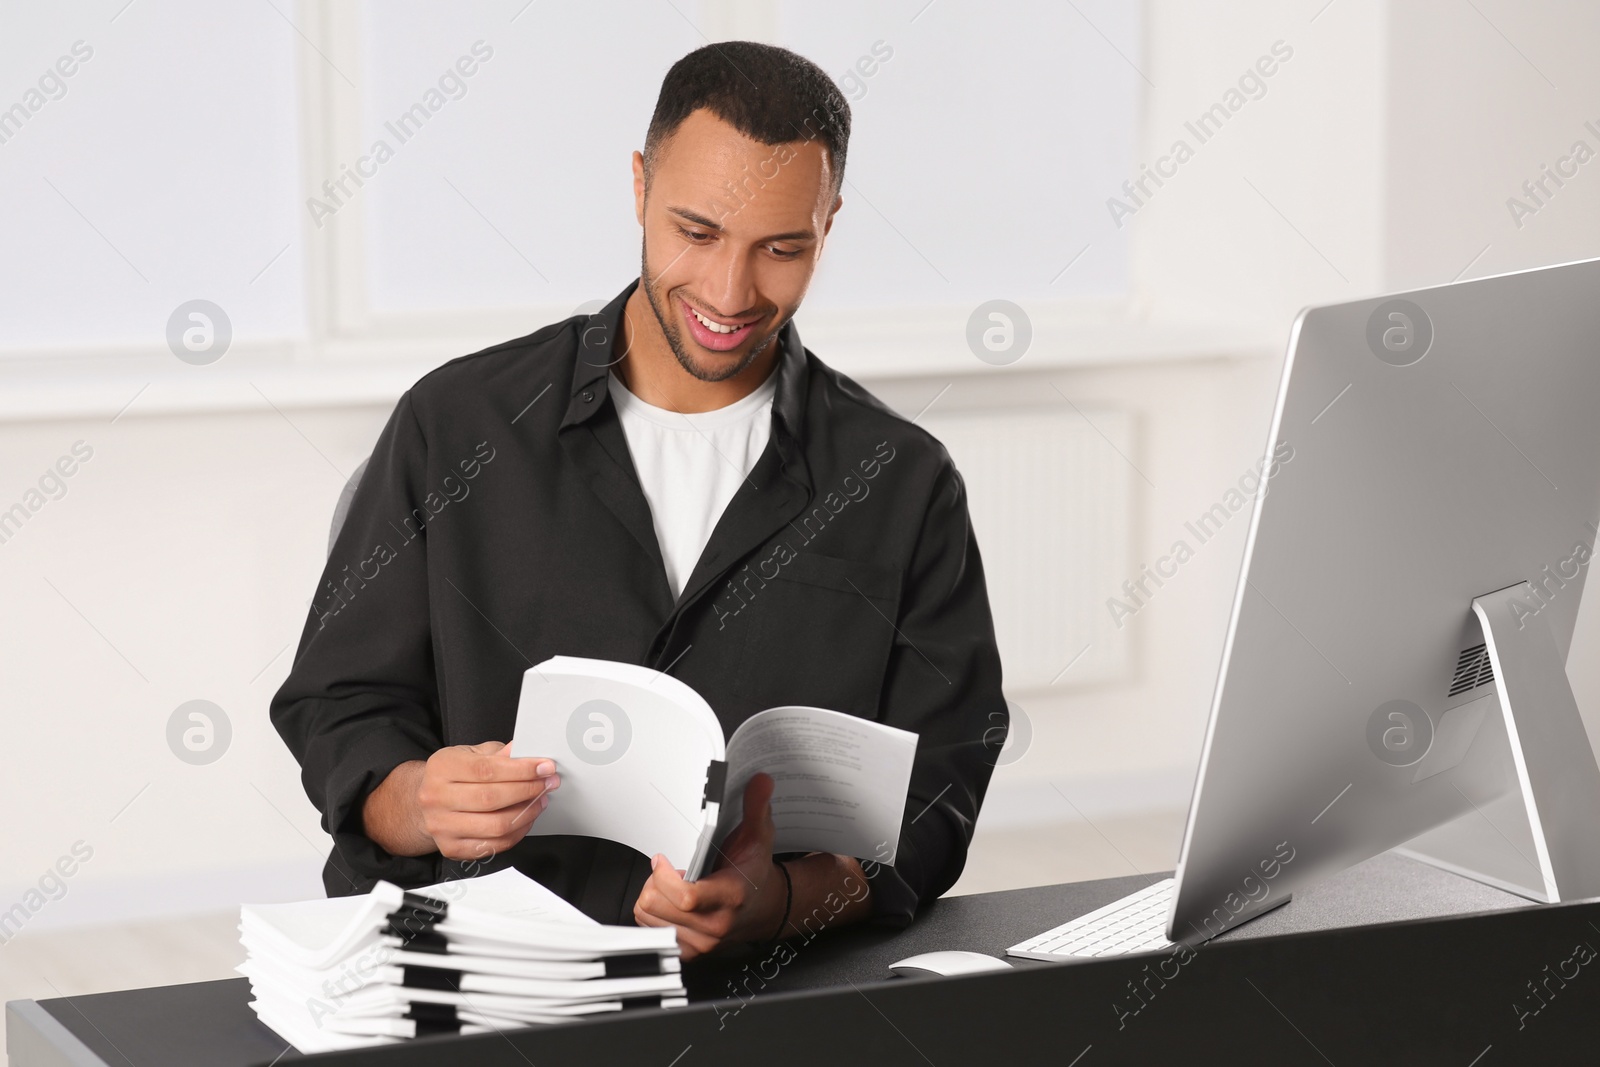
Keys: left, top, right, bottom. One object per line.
{"left": 238, "top": 868, "right": 684, "bottom": 1053}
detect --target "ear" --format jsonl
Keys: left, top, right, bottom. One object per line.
{"left": 815, "top": 193, "right": 844, "bottom": 261}
{"left": 632, "top": 151, "right": 647, "bottom": 227}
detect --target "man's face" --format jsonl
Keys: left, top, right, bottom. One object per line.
{"left": 633, "top": 108, "right": 841, "bottom": 382}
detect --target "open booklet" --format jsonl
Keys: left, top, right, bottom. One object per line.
{"left": 510, "top": 655, "right": 918, "bottom": 880}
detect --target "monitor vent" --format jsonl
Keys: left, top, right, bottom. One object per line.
{"left": 1448, "top": 643, "right": 1495, "bottom": 697}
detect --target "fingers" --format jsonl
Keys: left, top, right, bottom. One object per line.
{"left": 712, "top": 827, "right": 760, "bottom": 869}
{"left": 425, "top": 783, "right": 556, "bottom": 857}
{"left": 633, "top": 908, "right": 672, "bottom": 929}
{"left": 635, "top": 857, "right": 765, "bottom": 958}
{"left": 434, "top": 794, "right": 550, "bottom": 837}
{"left": 427, "top": 792, "right": 552, "bottom": 857}
{"left": 633, "top": 911, "right": 713, "bottom": 961}
{"left": 436, "top": 834, "right": 520, "bottom": 863}
{"left": 440, "top": 774, "right": 560, "bottom": 813}
{"left": 416, "top": 744, "right": 564, "bottom": 862}
{"left": 650, "top": 854, "right": 711, "bottom": 912}
{"left": 638, "top": 856, "right": 745, "bottom": 923}
{"left": 674, "top": 927, "right": 719, "bottom": 960}
{"left": 441, "top": 744, "right": 555, "bottom": 783}
{"left": 715, "top": 773, "right": 776, "bottom": 868}
{"left": 635, "top": 890, "right": 730, "bottom": 944}
{"left": 744, "top": 772, "right": 776, "bottom": 820}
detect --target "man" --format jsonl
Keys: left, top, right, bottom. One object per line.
{"left": 272, "top": 41, "right": 1006, "bottom": 960}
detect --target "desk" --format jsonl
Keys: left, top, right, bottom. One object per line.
{"left": 9, "top": 852, "right": 1597, "bottom": 1065}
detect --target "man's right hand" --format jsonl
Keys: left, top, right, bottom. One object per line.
{"left": 362, "top": 741, "right": 560, "bottom": 862}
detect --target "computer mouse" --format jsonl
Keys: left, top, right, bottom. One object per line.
{"left": 887, "top": 950, "right": 1014, "bottom": 977}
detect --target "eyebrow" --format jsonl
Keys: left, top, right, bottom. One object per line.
{"left": 668, "top": 206, "right": 815, "bottom": 243}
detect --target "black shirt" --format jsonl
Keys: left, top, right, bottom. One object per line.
{"left": 270, "top": 279, "right": 1008, "bottom": 928}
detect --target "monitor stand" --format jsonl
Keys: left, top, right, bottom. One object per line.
{"left": 1403, "top": 582, "right": 1600, "bottom": 902}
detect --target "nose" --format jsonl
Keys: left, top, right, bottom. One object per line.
{"left": 705, "top": 242, "right": 758, "bottom": 317}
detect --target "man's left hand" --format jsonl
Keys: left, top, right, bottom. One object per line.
{"left": 633, "top": 772, "right": 786, "bottom": 959}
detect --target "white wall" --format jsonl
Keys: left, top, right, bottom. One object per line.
{"left": 3, "top": 0, "right": 1599, "bottom": 933}
{"left": 0, "top": 406, "right": 390, "bottom": 926}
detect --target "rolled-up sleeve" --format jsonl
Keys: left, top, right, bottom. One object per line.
{"left": 270, "top": 391, "right": 444, "bottom": 896}
{"left": 864, "top": 457, "right": 1007, "bottom": 926}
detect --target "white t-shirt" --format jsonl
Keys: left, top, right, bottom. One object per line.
{"left": 607, "top": 369, "right": 778, "bottom": 599}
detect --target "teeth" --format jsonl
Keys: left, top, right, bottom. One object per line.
{"left": 690, "top": 307, "right": 741, "bottom": 334}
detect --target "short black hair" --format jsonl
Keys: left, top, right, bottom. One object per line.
{"left": 643, "top": 41, "right": 851, "bottom": 195}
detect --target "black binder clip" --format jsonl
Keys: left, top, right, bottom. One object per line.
{"left": 702, "top": 760, "right": 728, "bottom": 810}
{"left": 386, "top": 891, "right": 449, "bottom": 945}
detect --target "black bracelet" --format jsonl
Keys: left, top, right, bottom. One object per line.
{"left": 766, "top": 859, "right": 793, "bottom": 949}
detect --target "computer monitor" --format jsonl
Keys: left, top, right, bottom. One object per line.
{"left": 1167, "top": 256, "right": 1600, "bottom": 942}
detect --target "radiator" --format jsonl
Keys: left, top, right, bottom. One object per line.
{"left": 919, "top": 404, "right": 1135, "bottom": 691}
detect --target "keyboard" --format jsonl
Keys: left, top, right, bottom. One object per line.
{"left": 1007, "top": 878, "right": 1177, "bottom": 961}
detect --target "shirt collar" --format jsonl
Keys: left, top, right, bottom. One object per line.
{"left": 562, "top": 279, "right": 810, "bottom": 459}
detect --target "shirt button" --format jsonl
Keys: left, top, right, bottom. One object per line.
{"left": 581, "top": 389, "right": 594, "bottom": 402}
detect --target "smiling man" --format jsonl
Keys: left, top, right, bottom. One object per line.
{"left": 272, "top": 42, "right": 1007, "bottom": 960}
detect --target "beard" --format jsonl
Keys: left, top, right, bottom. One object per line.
{"left": 638, "top": 238, "right": 786, "bottom": 383}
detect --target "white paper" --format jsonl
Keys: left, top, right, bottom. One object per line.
{"left": 511, "top": 656, "right": 725, "bottom": 872}
{"left": 241, "top": 954, "right": 683, "bottom": 1004}
{"left": 716, "top": 706, "right": 918, "bottom": 867}
{"left": 413, "top": 865, "right": 597, "bottom": 925}
{"left": 238, "top": 868, "right": 594, "bottom": 970}
{"left": 508, "top": 657, "right": 920, "bottom": 880}
{"left": 383, "top": 947, "right": 679, "bottom": 980}
{"left": 238, "top": 866, "right": 683, "bottom": 1053}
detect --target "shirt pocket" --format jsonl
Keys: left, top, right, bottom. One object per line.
{"left": 734, "top": 551, "right": 903, "bottom": 720}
